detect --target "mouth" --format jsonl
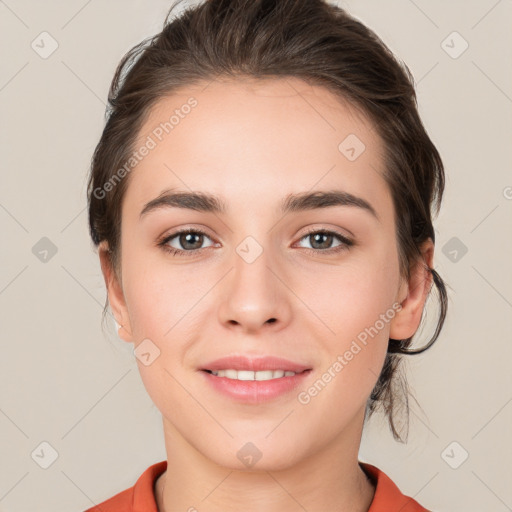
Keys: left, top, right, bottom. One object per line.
{"left": 202, "top": 368, "right": 312, "bottom": 381}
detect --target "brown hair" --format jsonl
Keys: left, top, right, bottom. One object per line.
{"left": 87, "top": 0, "right": 448, "bottom": 443}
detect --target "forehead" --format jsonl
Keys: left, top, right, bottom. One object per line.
{"left": 125, "top": 77, "right": 391, "bottom": 222}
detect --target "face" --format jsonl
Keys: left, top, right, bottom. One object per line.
{"left": 100, "top": 77, "right": 430, "bottom": 470}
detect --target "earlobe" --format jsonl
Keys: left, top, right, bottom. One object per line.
{"left": 113, "top": 315, "right": 134, "bottom": 343}
{"left": 389, "top": 239, "right": 434, "bottom": 341}
{"left": 98, "top": 241, "right": 133, "bottom": 343}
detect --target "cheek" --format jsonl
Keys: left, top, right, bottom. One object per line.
{"left": 307, "top": 243, "right": 399, "bottom": 334}
{"left": 306, "top": 246, "right": 399, "bottom": 389}
{"left": 299, "top": 295, "right": 393, "bottom": 425}
{"left": 121, "top": 257, "right": 195, "bottom": 412}
{"left": 120, "top": 239, "right": 194, "bottom": 338}
{"left": 337, "top": 268, "right": 397, "bottom": 337}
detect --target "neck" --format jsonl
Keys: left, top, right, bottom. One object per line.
{"left": 155, "top": 409, "right": 375, "bottom": 512}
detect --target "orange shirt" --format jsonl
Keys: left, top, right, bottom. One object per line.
{"left": 84, "top": 460, "right": 430, "bottom": 512}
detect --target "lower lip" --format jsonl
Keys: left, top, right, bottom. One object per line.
{"left": 200, "top": 369, "right": 312, "bottom": 404}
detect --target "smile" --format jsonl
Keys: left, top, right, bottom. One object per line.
{"left": 205, "top": 369, "right": 301, "bottom": 380}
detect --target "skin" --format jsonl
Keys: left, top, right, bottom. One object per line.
{"left": 98, "top": 77, "right": 433, "bottom": 512}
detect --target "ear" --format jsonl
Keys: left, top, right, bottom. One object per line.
{"left": 98, "top": 241, "right": 133, "bottom": 343}
{"left": 389, "top": 238, "right": 434, "bottom": 341}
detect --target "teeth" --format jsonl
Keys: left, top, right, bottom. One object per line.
{"left": 209, "top": 369, "right": 297, "bottom": 380}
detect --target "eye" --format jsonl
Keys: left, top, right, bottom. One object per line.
{"left": 295, "top": 228, "right": 354, "bottom": 255}
{"left": 157, "top": 227, "right": 354, "bottom": 257}
{"left": 157, "top": 228, "right": 215, "bottom": 257}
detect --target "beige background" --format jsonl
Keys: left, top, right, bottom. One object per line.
{"left": 1, "top": 0, "right": 511, "bottom": 511}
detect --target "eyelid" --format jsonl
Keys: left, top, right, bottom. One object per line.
{"left": 158, "top": 224, "right": 217, "bottom": 242}
{"left": 297, "top": 225, "right": 353, "bottom": 241}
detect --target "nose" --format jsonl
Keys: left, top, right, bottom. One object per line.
{"left": 217, "top": 248, "right": 292, "bottom": 334}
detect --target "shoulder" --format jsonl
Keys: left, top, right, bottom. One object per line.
{"left": 360, "top": 462, "right": 431, "bottom": 512}
{"left": 83, "top": 486, "right": 133, "bottom": 512}
{"left": 83, "top": 460, "right": 167, "bottom": 512}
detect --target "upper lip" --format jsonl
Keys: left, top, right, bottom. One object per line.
{"left": 200, "top": 355, "right": 312, "bottom": 373}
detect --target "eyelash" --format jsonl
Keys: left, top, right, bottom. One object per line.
{"left": 157, "top": 227, "right": 354, "bottom": 257}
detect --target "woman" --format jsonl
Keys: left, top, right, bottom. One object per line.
{"left": 85, "top": 0, "right": 447, "bottom": 510}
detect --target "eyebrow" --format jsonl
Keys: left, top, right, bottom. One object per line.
{"left": 139, "top": 188, "right": 379, "bottom": 222}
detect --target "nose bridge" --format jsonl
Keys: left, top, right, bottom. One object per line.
{"left": 217, "top": 232, "right": 291, "bottom": 331}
